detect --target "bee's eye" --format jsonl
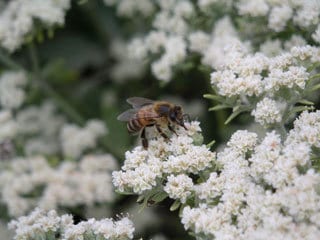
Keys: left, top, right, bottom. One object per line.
{"left": 170, "top": 112, "right": 176, "bottom": 121}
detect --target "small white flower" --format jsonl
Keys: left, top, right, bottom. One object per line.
{"left": 0, "top": 71, "right": 27, "bottom": 109}
{"left": 237, "top": 0, "right": 269, "bottom": 17}
{"left": 60, "top": 120, "right": 107, "bottom": 158}
{"left": 145, "top": 31, "right": 167, "bottom": 54}
{"left": 164, "top": 174, "right": 194, "bottom": 203}
{"left": 312, "top": 24, "right": 320, "bottom": 44}
{"left": 227, "top": 130, "right": 258, "bottom": 153}
{"left": 251, "top": 98, "right": 282, "bottom": 126}
{"left": 151, "top": 57, "right": 173, "bottom": 82}
{"left": 188, "top": 31, "right": 211, "bottom": 53}
{"left": 268, "top": 5, "right": 293, "bottom": 32}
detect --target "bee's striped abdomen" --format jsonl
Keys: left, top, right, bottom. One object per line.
{"left": 127, "top": 118, "right": 142, "bottom": 133}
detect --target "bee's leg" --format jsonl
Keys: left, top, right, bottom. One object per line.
{"left": 155, "top": 124, "right": 169, "bottom": 140}
{"left": 140, "top": 127, "right": 148, "bottom": 149}
{"left": 168, "top": 123, "right": 177, "bottom": 135}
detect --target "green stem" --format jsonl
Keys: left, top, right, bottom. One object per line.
{"left": 275, "top": 124, "right": 287, "bottom": 142}
{"left": 28, "top": 43, "right": 85, "bottom": 126}
{"left": 0, "top": 49, "right": 21, "bottom": 70}
{"left": 28, "top": 43, "right": 122, "bottom": 160}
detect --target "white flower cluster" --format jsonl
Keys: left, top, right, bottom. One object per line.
{"left": 199, "top": 16, "right": 251, "bottom": 69}
{"left": 109, "top": 40, "right": 146, "bottom": 83}
{"left": 0, "top": 0, "right": 71, "bottom": 52}
{"left": 0, "top": 71, "right": 27, "bottom": 109}
{"left": 0, "top": 154, "right": 117, "bottom": 217}
{"left": 209, "top": 44, "right": 320, "bottom": 127}
{"left": 125, "top": 0, "right": 320, "bottom": 82}
{"left": 210, "top": 45, "right": 317, "bottom": 98}
{"left": 60, "top": 119, "right": 108, "bottom": 158}
{"left": 206, "top": 0, "right": 320, "bottom": 33}
{"left": 16, "top": 101, "right": 65, "bottom": 156}
{"left": 181, "top": 111, "right": 320, "bottom": 239}
{"left": 127, "top": 0, "right": 194, "bottom": 82}
{"left": 112, "top": 121, "right": 216, "bottom": 199}
{"left": 286, "top": 110, "right": 320, "bottom": 148}
{"left": 9, "top": 208, "right": 135, "bottom": 240}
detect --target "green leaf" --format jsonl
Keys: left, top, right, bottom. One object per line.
{"left": 203, "top": 94, "right": 225, "bottom": 103}
{"left": 309, "top": 73, "right": 320, "bottom": 80}
{"left": 150, "top": 192, "right": 168, "bottom": 203}
{"left": 224, "top": 108, "right": 244, "bottom": 125}
{"left": 307, "top": 62, "right": 320, "bottom": 72}
{"left": 309, "top": 83, "right": 320, "bottom": 92}
{"left": 170, "top": 200, "right": 181, "bottom": 211}
{"left": 115, "top": 189, "right": 134, "bottom": 195}
{"left": 209, "top": 104, "right": 230, "bottom": 111}
{"left": 297, "top": 99, "right": 314, "bottom": 105}
{"left": 288, "top": 106, "right": 315, "bottom": 116}
{"left": 136, "top": 195, "right": 145, "bottom": 203}
{"left": 206, "top": 139, "right": 216, "bottom": 149}
{"left": 46, "top": 232, "right": 56, "bottom": 240}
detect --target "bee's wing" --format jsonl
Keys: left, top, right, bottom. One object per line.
{"left": 117, "top": 109, "right": 138, "bottom": 122}
{"left": 127, "top": 97, "right": 154, "bottom": 109}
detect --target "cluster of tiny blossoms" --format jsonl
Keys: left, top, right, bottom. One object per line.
{"left": 0, "top": 71, "right": 27, "bottom": 159}
{"left": 9, "top": 208, "right": 135, "bottom": 240}
{"left": 124, "top": 0, "right": 320, "bottom": 82}
{"left": 0, "top": 0, "right": 71, "bottom": 51}
{"left": 209, "top": 44, "right": 320, "bottom": 127}
{"left": 210, "top": 45, "right": 318, "bottom": 97}
{"left": 16, "top": 101, "right": 66, "bottom": 156}
{"left": 60, "top": 119, "right": 108, "bottom": 159}
{"left": 0, "top": 71, "right": 27, "bottom": 109}
{"left": 181, "top": 111, "right": 320, "bottom": 239}
{"left": 112, "top": 121, "right": 216, "bottom": 201}
{"left": 0, "top": 154, "right": 117, "bottom": 217}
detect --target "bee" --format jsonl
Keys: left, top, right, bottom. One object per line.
{"left": 117, "top": 97, "right": 188, "bottom": 149}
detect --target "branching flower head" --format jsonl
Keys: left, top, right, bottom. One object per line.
{"left": 180, "top": 111, "right": 320, "bottom": 239}
{"left": 112, "top": 121, "right": 216, "bottom": 199}
{"left": 0, "top": 0, "right": 71, "bottom": 51}
{"left": 0, "top": 154, "right": 117, "bottom": 217}
{"left": 9, "top": 208, "right": 135, "bottom": 240}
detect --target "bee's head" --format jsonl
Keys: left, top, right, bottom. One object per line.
{"left": 170, "top": 105, "right": 187, "bottom": 130}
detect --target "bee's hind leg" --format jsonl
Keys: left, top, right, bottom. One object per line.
{"left": 140, "top": 127, "right": 148, "bottom": 149}
{"left": 155, "top": 124, "right": 169, "bottom": 140}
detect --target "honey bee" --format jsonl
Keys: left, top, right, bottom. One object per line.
{"left": 117, "top": 97, "right": 188, "bottom": 149}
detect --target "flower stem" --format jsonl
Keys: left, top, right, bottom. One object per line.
{"left": 28, "top": 42, "right": 85, "bottom": 126}
{"left": 0, "top": 49, "right": 21, "bottom": 70}
{"left": 275, "top": 124, "right": 287, "bottom": 142}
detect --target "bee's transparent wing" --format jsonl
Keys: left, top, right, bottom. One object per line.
{"left": 117, "top": 109, "right": 138, "bottom": 122}
{"left": 127, "top": 97, "right": 154, "bottom": 109}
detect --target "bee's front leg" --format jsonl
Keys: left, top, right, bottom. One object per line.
{"left": 155, "top": 124, "right": 169, "bottom": 140}
{"left": 167, "top": 123, "right": 177, "bottom": 136}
